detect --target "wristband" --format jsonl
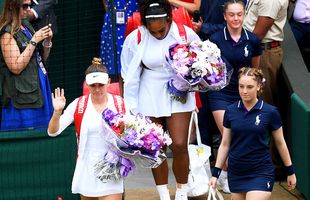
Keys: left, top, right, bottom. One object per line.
{"left": 29, "top": 40, "right": 37, "bottom": 47}
{"left": 286, "top": 165, "right": 295, "bottom": 176}
{"left": 212, "top": 167, "right": 222, "bottom": 178}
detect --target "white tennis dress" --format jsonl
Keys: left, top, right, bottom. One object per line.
{"left": 121, "top": 22, "right": 201, "bottom": 117}
{"left": 48, "top": 94, "right": 123, "bottom": 197}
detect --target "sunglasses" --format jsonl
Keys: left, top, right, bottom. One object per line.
{"left": 22, "top": 3, "right": 31, "bottom": 10}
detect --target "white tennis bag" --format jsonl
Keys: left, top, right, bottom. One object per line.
{"left": 187, "top": 111, "right": 212, "bottom": 197}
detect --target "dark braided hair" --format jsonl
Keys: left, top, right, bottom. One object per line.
{"left": 139, "top": 0, "right": 172, "bottom": 26}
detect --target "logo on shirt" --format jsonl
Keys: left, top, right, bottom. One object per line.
{"left": 244, "top": 45, "right": 249, "bottom": 57}
{"left": 267, "top": 181, "right": 270, "bottom": 189}
{"left": 255, "top": 114, "right": 261, "bottom": 126}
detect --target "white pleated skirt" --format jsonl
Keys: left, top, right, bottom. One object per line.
{"left": 71, "top": 149, "right": 123, "bottom": 197}
{"left": 137, "top": 69, "right": 195, "bottom": 117}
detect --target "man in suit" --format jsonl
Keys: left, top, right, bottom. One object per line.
{"left": 28, "top": 0, "right": 58, "bottom": 34}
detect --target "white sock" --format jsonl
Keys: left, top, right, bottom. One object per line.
{"left": 156, "top": 184, "right": 171, "bottom": 200}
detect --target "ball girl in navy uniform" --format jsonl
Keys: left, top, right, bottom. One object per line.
{"left": 209, "top": 67, "right": 297, "bottom": 200}
{"left": 205, "top": 0, "right": 262, "bottom": 191}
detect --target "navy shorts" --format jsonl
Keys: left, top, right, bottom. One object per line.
{"left": 207, "top": 90, "right": 240, "bottom": 112}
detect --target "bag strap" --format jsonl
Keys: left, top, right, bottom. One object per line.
{"left": 176, "top": 23, "right": 187, "bottom": 43}
{"left": 74, "top": 94, "right": 124, "bottom": 137}
{"left": 188, "top": 111, "right": 202, "bottom": 146}
{"left": 207, "top": 188, "right": 224, "bottom": 200}
{"left": 137, "top": 23, "right": 187, "bottom": 44}
{"left": 112, "top": 94, "right": 126, "bottom": 114}
{"left": 74, "top": 95, "right": 89, "bottom": 142}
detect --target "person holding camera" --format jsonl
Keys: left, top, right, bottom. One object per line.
{"left": 0, "top": 0, "right": 53, "bottom": 131}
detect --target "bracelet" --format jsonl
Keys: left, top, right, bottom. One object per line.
{"left": 286, "top": 165, "right": 295, "bottom": 176}
{"left": 43, "top": 40, "right": 52, "bottom": 48}
{"left": 212, "top": 167, "right": 222, "bottom": 178}
{"left": 29, "top": 40, "right": 37, "bottom": 47}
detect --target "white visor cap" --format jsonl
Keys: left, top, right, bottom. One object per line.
{"left": 85, "top": 72, "right": 109, "bottom": 85}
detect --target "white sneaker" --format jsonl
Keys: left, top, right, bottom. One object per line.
{"left": 217, "top": 171, "right": 231, "bottom": 193}
{"left": 174, "top": 190, "right": 188, "bottom": 200}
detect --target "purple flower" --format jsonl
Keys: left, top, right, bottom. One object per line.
{"left": 207, "top": 72, "right": 219, "bottom": 84}
{"left": 119, "top": 157, "right": 134, "bottom": 177}
{"left": 141, "top": 134, "right": 161, "bottom": 153}
{"left": 125, "top": 128, "right": 138, "bottom": 146}
{"left": 102, "top": 108, "right": 116, "bottom": 125}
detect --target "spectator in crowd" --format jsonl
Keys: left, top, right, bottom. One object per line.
{"left": 168, "top": 0, "right": 201, "bottom": 14}
{"left": 100, "top": 0, "right": 138, "bottom": 78}
{"left": 209, "top": 67, "right": 297, "bottom": 200}
{"left": 121, "top": 0, "right": 200, "bottom": 199}
{"left": 0, "top": 0, "right": 53, "bottom": 131}
{"left": 289, "top": 0, "right": 310, "bottom": 69}
{"left": 243, "top": 0, "right": 288, "bottom": 105}
{"left": 207, "top": 0, "right": 262, "bottom": 193}
{"left": 48, "top": 58, "right": 124, "bottom": 200}
{"left": 192, "top": 0, "right": 229, "bottom": 40}
{"left": 27, "top": 0, "right": 58, "bottom": 34}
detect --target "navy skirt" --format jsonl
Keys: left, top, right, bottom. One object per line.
{"left": 227, "top": 157, "right": 275, "bottom": 193}
{"left": 228, "top": 173, "right": 275, "bottom": 192}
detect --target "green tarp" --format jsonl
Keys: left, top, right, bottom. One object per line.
{"left": 0, "top": 127, "right": 79, "bottom": 200}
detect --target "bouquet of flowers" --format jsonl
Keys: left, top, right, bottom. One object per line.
{"left": 93, "top": 108, "right": 172, "bottom": 182}
{"left": 166, "top": 40, "right": 231, "bottom": 103}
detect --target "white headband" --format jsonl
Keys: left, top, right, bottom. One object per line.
{"left": 145, "top": 13, "right": 167, "bottom": 19}
{"left": 146, "top": 3, "right": 167, "bottom": 19}
{"left": 149, "top": 3, "right": 159, "bottom": 7}
{"left": 85, "top": 72, "right": 109, "bottom": 85}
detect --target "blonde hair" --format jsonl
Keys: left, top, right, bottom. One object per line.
{"left": 85, "top": 57, "right": 108, "bottom": 75}
{"left": 238, "top": 67, "right": 265, "bottom": 94}
{"left": 92, "top": 57, "right": 102, "bottom": 65}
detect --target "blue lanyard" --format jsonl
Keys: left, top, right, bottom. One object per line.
{"left": 21, "top": 27, "right": 47, "bottom": 75}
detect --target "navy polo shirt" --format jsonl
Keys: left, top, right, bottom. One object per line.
{"left": 209, "top": 27, "right": 262, "bottom": 95}
{"left": 223, "top": 99, "right": 282, "bottom": 176}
